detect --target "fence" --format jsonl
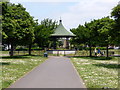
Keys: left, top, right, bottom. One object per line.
{"left": 1, "top": 49, "right": 120, "bottom": 57}
{"left": 12, "top": 50, "right": 45, "bottom": 56}
{"left": 72, "top": 49, "right": 120, "bottom": 57}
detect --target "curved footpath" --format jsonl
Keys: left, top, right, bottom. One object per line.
{"left": 8, "top": 56, "right": 86, "bottom": 88}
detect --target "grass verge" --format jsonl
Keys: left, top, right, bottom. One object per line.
{"left": 1, "top": 55, "right": 47, "bottom": 89}
{"left": 71, "top": 56, "right": 119, "bottom": 88}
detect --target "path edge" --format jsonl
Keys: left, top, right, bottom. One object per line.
{"left": 69, "top": 57, "right": 87, "bottom": 88}
{"left": 7, "top": 57, "right": 48, "bottom": 88}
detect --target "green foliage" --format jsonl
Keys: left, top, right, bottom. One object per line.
{"left": 2, "top": 2, "right": 37, "bottom": 56}
{"left": 111, "top": 4, "right": 120, "bottom": 45}
{"left": 70, "top": 25, "right": 90, "bottom": 46}
{"left": 93, "top": 17, "right": 114, "bottom": 45}
{"left": 34, "top": 18, "right": 57, "bottom": 48}
{"left": 85, "top": 47, "right": 106, "bottom": 50}
{"left": 77, "top": 46, "right": 106, "bottom": 50}
{"left": 70, "top": 17, "right": 114, "bottom": 57}
{"left": 71, "top": 17, "right": 114, "bottom": 47}
{"left": 111, "top": 4, "right": 120, "bottom": 20}
{"left": 2, "top": 2, "right": 36, "bottom": 45}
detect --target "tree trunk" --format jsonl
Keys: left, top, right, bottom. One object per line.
{"left": 10, "top": 43, "right": 14, "bottom": 56}
{"left": 66, "top": 37, "right": 69, "bottom": 49}
{"left": 53, "top": 38, "right": 57, "bottom": 49}
{"left": 28, "top": 44, "right": 32, "bottom": 55}
{"left": 89, "top": 45, "right": 92, "bottom": 57}
{"left": 89, "top": 41, "right": 92, "bottom": 57}
{"left": 106, "top": 45, "right": 109, "bottom": 57}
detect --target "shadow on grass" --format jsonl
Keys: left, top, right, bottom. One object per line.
{"left": 93, "top": 63, "right": 120, "bottom": 69}
{"left": 1, "top": 54, "right": 43, "bottom": 59}
{"left": 69, "top": 56, "right": 112, "bottom": 60}
{"left": 113, "top": 56, "right": 120, "bottom": 57}
{"left": 0, "top": 62, "right": 10, "bottom": 65}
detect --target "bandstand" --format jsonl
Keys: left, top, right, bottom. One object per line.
{"left": 51, "top": 19, "right": 75, "bottom": 49}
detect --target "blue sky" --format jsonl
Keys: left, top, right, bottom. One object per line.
{"left": 21, "top": 2, "right": 76, "bottom": 20}
{"left": 10, "top": 0, "right": 119, "bottom": 30}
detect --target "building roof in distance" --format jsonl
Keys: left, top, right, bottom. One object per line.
{"left": 51, "top": 20, "right": 76, "bottom": 37}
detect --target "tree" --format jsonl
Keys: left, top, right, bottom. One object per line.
{"left": 2, "top": 2, "right": 36, "bottom": 56}
{"left": 71, "top": 24, "right": 92, "bottom": 56}
{"left": 85, "top": 17, "right": 114, "bottom": 57}
{"left": 71, "top": 17, "right": 114, "bottom": 57}
{"left": 70, "top": 25, "right": 90, "bottom": 46}
{"left": 84, "top": 21, "right": 97, "bottom": 57}
{"left": 96, "top": 17, "right": 114, "bottom": 57}
{"left": 111, "top": 4, "right": 120, "bottom": 45}
{"left": 34, "top": 18, "right": 57, "bottom": 49}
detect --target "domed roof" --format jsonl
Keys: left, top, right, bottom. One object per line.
{"left": 51, "top": 20, "right": 75, "bottom": 37}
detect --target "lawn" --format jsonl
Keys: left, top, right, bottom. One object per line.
{"left": 74, "top": 49, "right": 120, "bottom": 57}
{"left": 1, "top": 52, "right": 47, "bottom": 89}
{"left": 0, "top": 50, "right": 45, "bottom": 56}
{"left": 71, "top": 56, "right": 119, "bottom": 88}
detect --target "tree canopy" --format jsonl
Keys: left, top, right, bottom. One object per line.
{"left": 70, "top": 17, "right": 114, "bottom": 57}
{"left": 111, "top": 4, "right": 120, "bottom": 45}
{"left": 70, "top": 25, "right": 90, "bottom": 46}
{"left": 34, "top": 18, "right": 58, "bottom": 49}
{"left": 2, "top": 2, "right": 36, "bottom": 56}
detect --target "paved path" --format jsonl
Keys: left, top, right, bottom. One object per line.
{"left": 9, "top": 56, "right": 86, "bottom": 88}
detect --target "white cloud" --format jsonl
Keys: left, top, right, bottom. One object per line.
{"left": 53, "top": 0, "right": 120, "bottom": 30}
{"left": 10, "top": 0, "right": 120, "bottom": 30}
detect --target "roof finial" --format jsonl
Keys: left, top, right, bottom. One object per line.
{"left": 60, "top": 17, "right": 62, "bottom": 23}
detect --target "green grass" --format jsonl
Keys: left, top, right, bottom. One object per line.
{"left": 73, "top": 49, "right": 120, "bottom": 56}
{"left": 0, "top": 51, "right": 9, "bottom": 56}
{"left": 0, "top": 50, "right": 45, "bottom": 56}
{"left": 71, "top": 56, "right": 119, "bottom": 88}
{"left": 1, "top": 53, "right": 47, "bottom": 89}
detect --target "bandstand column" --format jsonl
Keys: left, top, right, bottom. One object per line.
{"left": 66, "top": 37, "right": 69, "bottom": 49}
{"left": 53, "top": 37, "right": 57, "bottom": 49}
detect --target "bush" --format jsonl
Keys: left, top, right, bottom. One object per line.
{"left": 16, "top": 48, "right": 28, "bottom": 51}
{"left": 78, "top": 47, "right": 106, "bottom": 50}
{"left": 95, "top": 47, "right": 106, "bottom": 50}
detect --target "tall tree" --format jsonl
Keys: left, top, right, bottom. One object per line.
{"left": 70, "top": 24, "right": 91, "bottom": 56}
{"left": 70, "top": 25, "right": 90, "bottom": 46}
{"left": 111, "top": 4, "right": 120, "bottom": 45}
{"left": 84, "top": 21, "right": 97, "bottom": 57}
{"left": 85, "top": 17, "right": 114, "bottom": 57}
{"left": 2, "top": 2, "right": 36, "bottom": 56}
{"left": 34, "top": 18, "right": 57, "bottom": 49}
{"left": 96, "top": 17, "right": 114, "bottom": 57}
{"left": 71, "top": 17, "right": 114, "bottom": 57}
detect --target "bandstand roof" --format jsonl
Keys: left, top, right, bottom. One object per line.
{"left": 51, "top": 20, "right": 75, "bottom": 37}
